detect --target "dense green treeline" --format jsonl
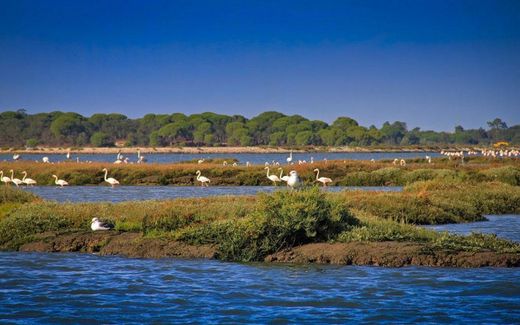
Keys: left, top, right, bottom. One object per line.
{"left": 0, "top": 109, "right": 518, "bottom": 147}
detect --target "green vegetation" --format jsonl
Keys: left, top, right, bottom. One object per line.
{"left": 1, "top": 109, "right": 519, "bottom": 147}
{"left": 0, "top": 181, "right": 519, "bottom": 259}
{"left": 1, "top": 158, "right": 520, "bottom": 186}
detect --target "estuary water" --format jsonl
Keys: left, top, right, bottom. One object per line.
{"left": 1, "top": 151, "right": 440, "bottom": 164}
{"left": 0, "top": 252, "right": 519, "bottom": 324}
{"left": 23, "top": 185, "right": 402, "bottom": 203}
{"left": 426, "top": 215, "right": 520, "bottom": 242}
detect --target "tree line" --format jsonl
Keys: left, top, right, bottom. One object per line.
{"left": 0, "top": 109, "right": 518, "bottom": 148}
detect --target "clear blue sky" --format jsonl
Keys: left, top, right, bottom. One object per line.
{"left": 0, "top": 0, "right": 519, "bottom": 131}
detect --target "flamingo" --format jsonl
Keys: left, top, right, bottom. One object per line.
{"left": 137, "top": 149, "right": 147, "bottom": 163}
{"left": 195, "top": 170, "right": 210, "bottom": 187}
{"left": 287, "top": 170, "right": 300, "bottom": 189}
{"left": 21, "top": 171, "right": 37, "bottom": 186}
{"left": 313, "top": 168, "right": 333, "bottom": 187}
{"left": 265, "top": 167, "right": 281, "bottom": 186}
{"left": 91, "top": 217, "right": 114, "bottom": 231}
{"left": 13, "top": 154, "right": 20, "bottom": 160}
{"left": 198, "top": 159, "right": 205, "bottom": 164}
{"left": 42, "top": 156, "right": 50, "bottom": 163}
{"left": 400, "top": 159, "right": 406, "bottom": 166}
{"left": 66, "top": 150, "right": 71, "bottom": 160}
{"left": 286, "top": 151, "right": 293, "bottom": 164}
{"left": 52, "top": 175, "right": 69, "bottom": 187}
{"left": 0, "top": 171, "right": 11, "bottom": 185}
{"left": 9, "top": 170, "right": 23, "bottom": 187}
{"left": 102, "top": 168, "right": 120, "bottom": 187}
{"left": 278, "top": 168, "right": 290, "bottom": 186}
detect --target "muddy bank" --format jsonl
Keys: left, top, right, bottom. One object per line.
{"left": 13, "top": 231, "right": 520, "bottom": 267}
{"left": 18, "top": 231, "right": 216, "bottom": 259}
{"left": 266, "top": 242, "right": 520, "bottom": 267}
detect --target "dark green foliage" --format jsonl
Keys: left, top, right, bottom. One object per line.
{"left": 1, "top": 110, "right": 519, "bottom": 147}
{"left": 0, "top": 186, "right": 40, "bottom": 204}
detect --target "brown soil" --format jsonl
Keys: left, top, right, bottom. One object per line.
{"left": 19, "top": 231, "right": 216, "bottom": 259}
{"left": 15, "top": 231, "right": 520, "bottom": 267}
{"left": 265, "top": 242, "right": 520, "bottom": 267}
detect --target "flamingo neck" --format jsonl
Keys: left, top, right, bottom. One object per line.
{"left": 266, "top": 168, "right": 270, "bottom": 177}
{"left": 22, "top": 172, "right": 26, "bottom": 182}
{"left": 10, "top": 170, "right": 14, "bottom": 180}
{"left": 104, "top": 170, "right": 108, "bottom": 181}
{"left": 279, "top": 169, "right": 283, "bottom": 178}
{"left": 315, "top": 170, "right": 320, "bottom": 180}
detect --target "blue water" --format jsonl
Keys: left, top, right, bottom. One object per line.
{"left": 426, "top": 215, "right": 520, "bottom": 242}
{"left": 1, "top": 151, "right": 440, "bottom": 164}
{"left": 0, "top": 252, "right": 519, "bottom": 324}
{"left": 23, "top": 185, "right": 402, "bottom": 203}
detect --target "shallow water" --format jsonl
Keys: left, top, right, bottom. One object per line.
{"left": 23, "top": 185, "right": 402, "bottom": 202}
{"left": 426, "top": 215, "right": 520, "bottom": 242}
{"left": 2, "top": 151, "right": 440, "bottom": 164}
{"left": 0, "top": 252, "right": 519, "bottom": 324}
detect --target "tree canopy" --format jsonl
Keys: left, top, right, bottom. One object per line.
{"left": 0, "top": 110, "right": 518, "bottom": 147}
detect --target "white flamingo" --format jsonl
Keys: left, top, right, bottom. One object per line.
{"left": 21, "top": 171, "right": 37, "bottom": 186}
{"left": 102, "top": 168, "right": 120, "bottom": 187}
{"left": 400, "top": 159, "right": 406, "bottom": 166}
{"left": 66, "top": 150, "right": 71, "bottom": 160}
{"left": 278, "top": 168, "right": 290, "bottom": 186}
{"left": 287, "top": 170, "right": 300, "bottom": 189}
{"left": 9, "top": 170, "right": 23, "bottom": 187}
{"left": 286, "top": 151, "right": 293, "bottom": 164}
{"left": 42, "top": 156, "right": 50, "bottom": 163}
{"left": 195, "top": 170, "right": 210, "bottom": 187}
{"left": 0, "top": 171, "right": 11, "bottom": 185}
{"left": 137, "top": 149, "right": 147, "bottom": 163}
{"left": 314, "top": 168, "right": 333, "bottom": 187}
{"left": 52, "top": 175, "right": 69, "bottom": 187}
{"left": 265, "top": 167, "right": 281, "bottom": 186}
{"left": 13, "top": 154, "right": 20, "bottom": 160}
{"left": 198, "top": 159, "right": 205, "bottom": 164}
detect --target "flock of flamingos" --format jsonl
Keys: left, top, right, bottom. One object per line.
{"left": 2, "top": 148, "right": 518, "bottom": 189}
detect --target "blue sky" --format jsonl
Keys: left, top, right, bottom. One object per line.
{"left": 0, "top": 0, "right": 519, "bottom": 130}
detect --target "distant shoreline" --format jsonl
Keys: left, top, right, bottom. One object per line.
{"left": 2, "top": 146, "right": 448, "bottom": 155}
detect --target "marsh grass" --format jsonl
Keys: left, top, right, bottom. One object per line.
{"left": 0, "top": 181, "right": 519, "bottom": 258}
{"left": 1, "top": 159, "right": 519, "bottom": 186}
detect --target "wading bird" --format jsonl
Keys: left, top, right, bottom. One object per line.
{"left": 0, "top": 171, "right": 11, "bottom": 185}
{"left": 91, "top": 217, "right": 114, "bottom": 231}
{"left": 278, "top": 168, "right": 290, "bottom": 187}
{"left": 287, "top": 170, "right": 300, "bottom": 189}
{"left": 264, "top": 167, "right": 281, "bottom": 186}
{"left": 286, "top": 151, "right": 293, "bottom": 164}
{"left": 9, "top": 170, "right": 23, "bottom": 187}
{"left": 195, "top": 170, "right": 210, "bottom": 187}
{"left": 22, "top": 171, "right": 37, "bottom": 186}
{"left": 52, "top": 175, "right": 69, "bottom": 187}
{"left": 102, "top": 168, "right": 120, "bottom": 187}
{"left": 313, "top": 168, "right": 333, "bottom": 187}
{"left": 137, "top": 149, "right": 147, "bottom": 163}
{"left": 42, "top": 156, "right": 50, "bottom": 163}
{"left": 13, "top": 154, "right": 20, "bottom": 161}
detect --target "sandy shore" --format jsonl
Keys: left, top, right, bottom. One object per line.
{"left": 3, "top": 146, "right": 442, "bottom": 154}
{"left": 16, "top": 231, "right": 520, "bottom": 268}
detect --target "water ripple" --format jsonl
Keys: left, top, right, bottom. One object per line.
{"left": 1, "top": 252, "right": 519, "bottom": 323}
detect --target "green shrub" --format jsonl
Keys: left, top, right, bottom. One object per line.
{"left": 0, "top": 186, "right": 40, "bottom": 204}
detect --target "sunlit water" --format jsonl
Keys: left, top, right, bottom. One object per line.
{"left": 23, "top": 185, "right": 402, "bottom": 203}
{"left": 1, "top": 151, "right": 440, "bottom": 164}
{"left": 426, "top": 215, "right": 520, "bottom": 242}
{"left": 0, "top": 252, "right": 519, "bottom": 324}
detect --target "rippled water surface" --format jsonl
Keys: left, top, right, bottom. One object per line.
{"left": 1, "top": 151, "right": 440, "bottom": 164}
{"left": 23, "top": 185, "right": 402, "bottom": 202}
{"left": 0, "top": 252, "right": 519, "bottom": 324}
{"left": 426, "top": 215, "right": 520, "bottom": 242}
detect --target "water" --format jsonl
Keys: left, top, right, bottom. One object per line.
{"left": 2, "top": 151, "right": 440, "bottom": 164}
{"left": 426, "top": 215, "right": 520, "bottom": 242}
{"left": 0, "top": 252, "right": 518, "bottom": 323}
{"left": 23, "top": 185, "right": 402, "bottom": 203}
